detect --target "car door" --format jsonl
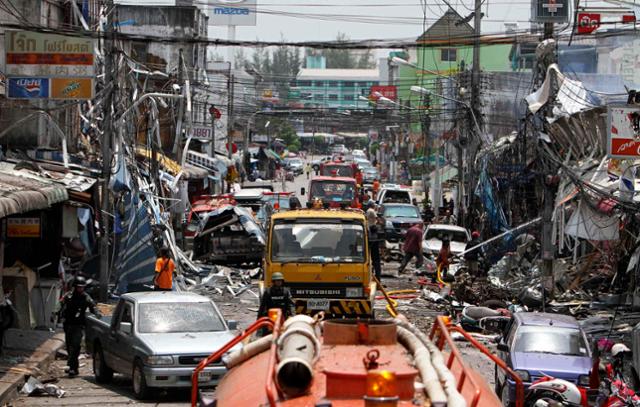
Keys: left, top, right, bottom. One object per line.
{"left": 496, "top": 318, "right": 518, "bottom": 387}
{"left": 109, "top": 301, "right": 135, "bottom": 374}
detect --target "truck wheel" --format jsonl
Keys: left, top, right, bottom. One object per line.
{"left": 93, "top": 344, "right": 113, "bottom": 383}
{"left": 132, "top": 360, "right": 152, "bottom": 400}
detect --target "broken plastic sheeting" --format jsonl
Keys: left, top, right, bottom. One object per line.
{"left": 525, "top": 64, "right": 600, "bottom": 121}
{"left": 21, "top": 376, "right": 66, "bottom": 398}
{"left": 197, "top": 205, "right": 266, "bottom": 245}
{"left": 565, "top": 202, "right": 620, "bottom": 241}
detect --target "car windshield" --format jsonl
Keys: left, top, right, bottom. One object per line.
{"left": 382, "top": 190, "right": 411, "bottom": 204}
{"left": 310, "top": 180, "right": 355, "bottom": 202}
{"left": 271, "top": 221, "right": 365, "bottom": 263}
{"left": 263, "top": 195, "right": 291, "bottom": 209}
{"left": 384, "top": 206, "right": 420, "bottom": 218}
{"left": 321, "top": 165, "right": 354, "bottom": 177}
{"left": 425, "top": 229, "right": 468, "bottom": 243}
{"left": 137, "top": 302, "right": 226, "bottom": 333}
{"left": 513, "top": 326, "right": 588, "bottom": 356}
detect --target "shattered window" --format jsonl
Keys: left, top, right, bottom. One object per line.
{"left": 271, "top": 222, "right": 365, "bottom": 263}
{"left": 425, "top": 229, "right": 468, "bottom": 243}
{"left": 137, "top": 302, "right": 226, "bottom": 333}
{"left": 513, "top": 326, "right": 588, "bottom": 356}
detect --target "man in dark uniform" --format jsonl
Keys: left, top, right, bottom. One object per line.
{"left": 258, "top": 272, "right": 295, "bottom": 320}
{"left": 59, "top": 276, "right": 101, "bottom": 377}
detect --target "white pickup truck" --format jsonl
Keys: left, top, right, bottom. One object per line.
{"left": 85, "top": 291, "right": 238, "bottom": 399}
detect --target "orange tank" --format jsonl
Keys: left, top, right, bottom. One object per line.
{"left": 195, "top": 315, "right": 523, "bottom": 407}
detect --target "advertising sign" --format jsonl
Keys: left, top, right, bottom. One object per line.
{"left": 607, "top": 105, "right": 640, "bottom": 158}
{"left": 531, "top": 0, "right": 569, "bottom": 23}
{"left": 5, "top": 31, "right": 94, "bottom": 99}
{"left": 7, "top": 77, "right": 49, "bottom": 99}
{"left": 370, "top": 85, "right": 398, "bottom": 101}
{"left": 577, "top": 13, "right": 601, "bottom": 34}
{"left": 7, "top": 217, "right": 41, "bottom": 238}
{"left": 208, "top": 0, "right": 257, "bottom": 26}
{"left": 188, "top": 126, "right": 213, "bottom": 140}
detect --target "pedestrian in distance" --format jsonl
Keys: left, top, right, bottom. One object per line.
{"left": 372, "top": 178, "right": 380, "bottom": 198}
{"left": 366, "top": 202, "right": 382, "bottom": 281}
{"left": 305, "top": 162, "right": 312, "bottom": 180}
{"left": 154, "top": 247, "right": 175, "bottom": 291}
{"left": 257, "top": 272, "right": 295, "bottom": 329}
{"left": 58, "top": 276, "right": 101, "bottom": 377}
{"left": 398, "top": 222, "right": 424, "bottom": 274}
{"left": 464, "top": 231, "right": 482, "bottom": 276}
{"left": 436, "top": 237, "right": 453, "bottom": 281}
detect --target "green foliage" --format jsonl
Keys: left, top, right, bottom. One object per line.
{"left": 308, "top": 33, "right": 375, "bottom": 69}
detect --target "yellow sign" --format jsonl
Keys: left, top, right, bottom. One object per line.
{"left": 7, "top": 217, "right": 40, "bottom": 238}
{"left": 50, "top": 78, "right": 93, "bottom": 99}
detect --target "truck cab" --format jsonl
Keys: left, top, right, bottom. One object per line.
{"left": 307, "top": 176, "right": 360, "bottom": 209}
{"left": 261, "top": 209, "right": 375, "bottom": 318}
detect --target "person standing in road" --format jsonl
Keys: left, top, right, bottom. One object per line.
{"left": 305, "top": 162, "right": 312, "bottom": 179}
{"left": 154, "top": 247, "right": 175, "bottom": 291}
{"left": 372, "top": 179, "right": 380, "bottom": 199}
{"left": 366, "top": 202, "right": 382, "bottom": 281}
{"left": 437, "top": 238, "right": 453, "bottom": 280}
{"left": 58, "top": 276, "right": 100, "bottom": 377}
{"left": 464, "top": 231, "right": 481, "bottom": 276}
{"left": 258, "top": 272, "right": 295, "bottom": 320}
{"left": 398, "top": 223, "right": 424, "bottom": 274}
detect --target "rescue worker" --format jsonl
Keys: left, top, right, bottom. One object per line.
{"left": 437, "top": 238, "right": 453, "bottom": 280}
{"left": 258, "top": 272, "right": 295, "bottom": 320}
{"left": 305, "top": 163, "right": 312, "bottom": 180}
{"left": 607, "top": 343, "right": 631, "bottom": 380}
{"left": 398, "top": 223, "right": 424, "bottom": 274}
{"left": 153, "top": 247, "right": 175, "bottom": 291}
{"left": 464, "top": 231, "right": 482, "bottom": 276}
{"left": 366, "top": 202, "right": 382, "bottom": 281}
{"left": 59, "top": 276, "right": 100, "bottom": 377}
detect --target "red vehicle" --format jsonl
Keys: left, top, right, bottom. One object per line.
{"left": 320, "top": 159, "right": 359, "bottom": 179}
{"left": 183, "top": 195, "right": 235, "bottom": 250}
{"left": 307, "top": 176, "right": 360, "bottom": 208}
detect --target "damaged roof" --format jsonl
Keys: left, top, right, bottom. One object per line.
{"left": 0, "top": 165, "right": 69, "bottom": 218}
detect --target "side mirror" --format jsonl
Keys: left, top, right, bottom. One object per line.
{"left": 496, "top": 342, "right": 509, "bottom": 352}
{"left": 300, "top": 187, "right": 306, "bottom": 196}
{"left": 120, "top": 322, "right": 132, "bottom": 335}
{"left": 226, "top": 320, "right": 238, "bottom": 330}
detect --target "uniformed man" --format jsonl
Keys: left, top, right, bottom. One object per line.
{"left": 258, "top": 272, "right": 295, "bottom": 320}
{"left": 58, "top": 276, "right": 100, "bottom": 377}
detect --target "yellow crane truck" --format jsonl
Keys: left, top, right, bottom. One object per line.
{"left": 260, "top": 209, "right": 376, "bottom": 318}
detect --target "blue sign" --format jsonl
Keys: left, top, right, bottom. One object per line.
{"left": 214, "top": 7, "right": 250, "bottom": 15}
{"left": 8, "top": 77, "right": 49, "bottom": 99}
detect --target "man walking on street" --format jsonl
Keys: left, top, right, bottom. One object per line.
{"left": 398, "top": 223, "right": 424, "bottom": 274}
{"left": 305, "top": 163, "right": 312, "bottom": 180}
{"left": 366, "top": 202, "right": 382, "bottom": 281}
{"left": 59, "top": 276, "right": 100, "bottom": 377}
{"left": 154, "top": 247, "right": 175, "bottom": 291}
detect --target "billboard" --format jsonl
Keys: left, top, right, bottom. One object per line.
{"left": 370, "top": 85, "right": 397, "bottom": 101}
{"left": 7, "top": 217, "right": 41, "bottom": 238}
{"left": 531, "top": 0, "right": 569, "bottom": 23}
{"left": 208, "top": 0, "right": 257, "bottom": 26}
{"left": 4, "top": 31, "right": 94, "bottom": 99}
{"left": 607, "top": 105, "right": 640, "bottom": 158}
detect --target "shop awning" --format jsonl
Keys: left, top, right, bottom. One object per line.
{"left": 0, "top": 169, "right": 68, "bottom": 218}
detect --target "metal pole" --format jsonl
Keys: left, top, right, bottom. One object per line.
{"left": 99, "top": 0, "right": 114, "bottom": 302}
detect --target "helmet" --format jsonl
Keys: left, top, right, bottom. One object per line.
{"left": 271, "top": 272, "right": 285, "bottom": 282}
{"left": 611, "top": 343, "right": 631, "bottom": 357}
{"left": 472, "top": 231, "right": 480, "bottom": 239}
{"left": 529, "top": 378, "right": 582, "bottom": 405}
{"left": 73, "top": 276, "right": 87, "bottom": 287}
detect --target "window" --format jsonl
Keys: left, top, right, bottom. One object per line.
{"left": 315, "top": 81, "right": 325, "bottom": 87}
{"left": 328, "top": 81, "right": 338, "bottom": 87}
{"left": 358, "top": 81, "right": 369, "bottom": 87}
{"left": 314, "top": 94, "right": 324, "bottom": 100}
{"left": 297, "top": 80, "right": 311, "bottom": 87}
{"left": 343, "top": 81, "right": 355, "bottom": 87}
{"left": 328, "top": 94, "right": 338, "bottom": 101}
{"left": 138, "top": 302, "right": 225, "bottom": 333}
{"left": 344, "top": 95, "right": 354, "bottom": 101}
{"left": 441, "top": 48, "right": 457, "bottom": 62}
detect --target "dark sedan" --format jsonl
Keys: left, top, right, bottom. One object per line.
{"left": 381, "top": 203, "right": 422, "bottom": 243}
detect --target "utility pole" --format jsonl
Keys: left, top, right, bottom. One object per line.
{"left": 227, "top": 74, "right": 234, "bottom": 160}
{"left": 99, "top": 0, "right": 114, "bottom": 302}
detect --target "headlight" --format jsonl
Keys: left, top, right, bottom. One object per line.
{"left": 385, "top": 220, "right": 393, "bottom": 228}
{"left": 346, "top": 287, "right": 363, "bottom": 298}
{"left": 146, "top": 355, "right": 174, "bottom": 365}
{"left": 514, "top": 370, "right": 530, "bottom": 382}
{"left": 578, "top": 375, "right": 591, "bottom": 386}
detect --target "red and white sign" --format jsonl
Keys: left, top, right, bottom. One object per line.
{"left": 608, "top": 106, "right": 640, "bottom": 158}
{"left": 577, "top": 13, "right": 600, "bottom": 34}
{"left": 209, "top": 106, "right": 222, "bottom": 119}
{"left": 370, "top": 85, "right": 397, "bottom": 101}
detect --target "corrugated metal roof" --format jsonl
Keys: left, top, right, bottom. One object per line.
{"left": 0, "top": 170, "right": 68, "bottom": 218}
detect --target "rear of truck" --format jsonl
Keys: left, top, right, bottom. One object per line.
{"left": 262, "top": 209, "right": 376, "bottom": 318}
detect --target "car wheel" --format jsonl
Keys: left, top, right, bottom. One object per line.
{"left": 93, "top": 343, "right": 113, "bottom": 383}
{"left": 132, "top": 360, "right": 152, "bottom": 400}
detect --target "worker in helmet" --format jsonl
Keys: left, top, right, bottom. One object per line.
{"left": 464, "top": 231, "right": 482, "bottom": 277}
{"left": 607, "top": 343, "right": 631, "bottom": 380}
{"left": 58, "top": 276, "right": 101, "bottom": 377}
{"left": 258, "top": 272, "right": 296, "bottom": 321}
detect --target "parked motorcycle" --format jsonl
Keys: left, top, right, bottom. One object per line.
{"left": 525, "top": 376, "right": 589, "bottom": 407}
{"left": 600, "top": 378, "right": 640, "bottom": 407}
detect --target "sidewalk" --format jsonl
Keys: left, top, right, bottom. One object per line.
{"left": 0, "top": 328, "right": 65, "bottom": 405}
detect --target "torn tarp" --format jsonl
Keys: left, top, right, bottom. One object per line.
{"left": 565, "top": 202, "right": 620, "bottom": 241}
{"left": 475, "top": 161, "right": 510, "bottom": 235}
